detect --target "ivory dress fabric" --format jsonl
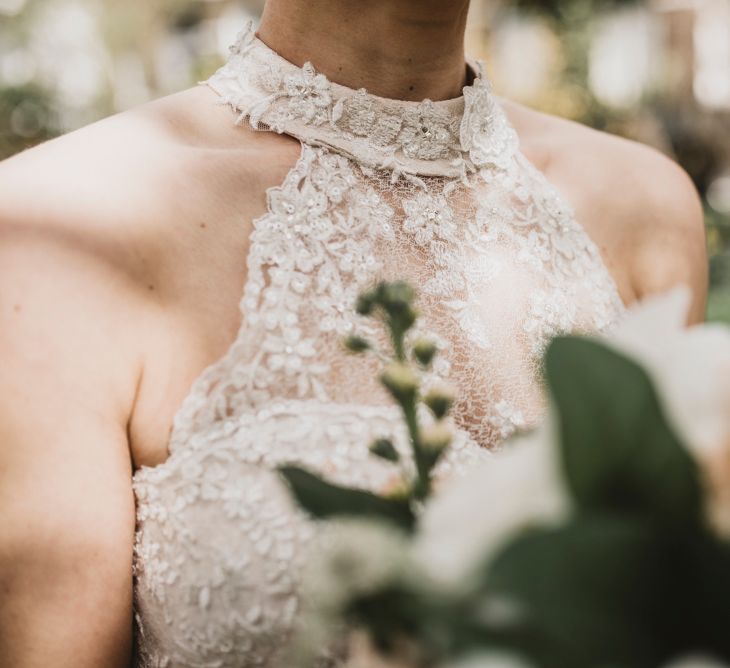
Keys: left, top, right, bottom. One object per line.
{"left": 131, "top": 23, "right": 626, "bottom": 667}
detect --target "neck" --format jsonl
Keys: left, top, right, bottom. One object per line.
{"left": 256, "top": 0, "right": 472, "bottom": 102}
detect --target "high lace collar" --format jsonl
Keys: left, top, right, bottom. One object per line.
{"left": 203, "top": 21, "right": 519, "bottom": 178}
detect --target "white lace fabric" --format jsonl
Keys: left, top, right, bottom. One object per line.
{"left": 131, "top": 22, "right": 626, "bottom": 668}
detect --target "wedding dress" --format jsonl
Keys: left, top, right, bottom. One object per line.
{"left": 131, "top": 22, "right": 626, "bottom": 667}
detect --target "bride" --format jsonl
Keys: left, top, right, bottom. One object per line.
{"left": 0, "top": 0, "right": 708, "bottom": 666}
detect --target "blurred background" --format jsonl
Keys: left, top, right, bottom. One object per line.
{"left": 1, "top": 0, "right": 729, "bottom": 320}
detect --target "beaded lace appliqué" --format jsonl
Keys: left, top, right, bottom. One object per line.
{"left": 207, "top": 21, "right": 519, "bottom": 180}
{"left": 131, "top": 22, "right": 627, "bottom": 668}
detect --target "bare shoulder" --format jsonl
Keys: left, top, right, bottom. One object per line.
{"left": 0, "top": 90, "right": 216, "bottom": 665}
{"left": 501, "top": 99, "right": 708, "bottom": 323}
{"left": 0, "top": 86, "right": 237, "bottom": 435}
{"left": 0, "top": 83, "right": 265, "bottom": 341}
{"left": 0, "top": 84, "right": 244, "bottom": 236}
{"left": 0, "top": 83, "right": 304, "bottom": 471}
{"left": 0, "top": 82, "right": 300, "bottom": 275}
{"left": 0, "top": 84, "right": 228, "bottom": 435}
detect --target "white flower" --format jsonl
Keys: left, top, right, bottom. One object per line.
{"left": 414, "top": 416, "right": 569, "bottom": 584}
{"left": 605, "top": 286, "right": 730, "bottom": 453}
{"left": 604, "top": 285, "right": 730, "bottom": 537}
{"left": 300, "top": 518, "right": 412, "bottom": 614}
{"left": 292, "top": 520, "right": 418, "bottom": 667}
{"left": 441, "top": 651, "right": 536, "bottom": 668}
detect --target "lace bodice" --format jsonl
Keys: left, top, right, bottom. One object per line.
{"left": 131, "top": 23, "right": 626, "bottom": 668}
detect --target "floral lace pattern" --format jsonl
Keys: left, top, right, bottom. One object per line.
{"left": 132, "top": 24, "right": 627, "bottom": 668}
{"left": 402, "top": 193, "right": 458, "bottom": 247}
{"left": 206, "top": 21, "right": 519, "bottom": 179}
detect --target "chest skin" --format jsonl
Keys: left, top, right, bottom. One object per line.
{"left": 125, "top": 101, "right": 305, "bottom": 471}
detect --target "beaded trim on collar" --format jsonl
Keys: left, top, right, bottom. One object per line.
{"left": 202, "top": 21, "right": 520, "bottom": 178}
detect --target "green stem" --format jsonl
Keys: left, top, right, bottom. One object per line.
{"left": 403, "top": 399, "right": 430, "bottom": 500}
{"left": 391, "top": 323, "right": 406, "bottom": 362}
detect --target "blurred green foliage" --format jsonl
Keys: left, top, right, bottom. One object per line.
{"left": 0, "top": 84, "right": 59, "bottom": 157}
{"left": 514, "top": 0, "right": 641, "bottom": 16}
{"left": 508, "top": 0, "right": 730, "bottom": 321}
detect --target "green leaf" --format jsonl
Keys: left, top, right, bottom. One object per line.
{"left": 545, "top": 336, "right": 702, "bottom": 528}
{"left": 278, "top": 466, "right": 415, "bottom": 531}
{"left": 482, "top": 515, "right": 678, "bottom": 668}
{"left": 681, "top": 534, "right": 730, "bottom": 657}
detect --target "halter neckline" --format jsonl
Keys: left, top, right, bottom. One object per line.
{"left": 202, "top": 20, "right": 520, "bottom": 178}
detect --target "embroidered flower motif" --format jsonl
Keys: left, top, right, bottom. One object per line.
{"left": 313, "top": 289, "right": 357, "bottom": 335}
{"left": 263, "top": 332, "right": 315, "bottom": 373}
{"left": 256, "top": 61, "right": 333, "bottom": 131}
{"left": 310, "top": 153, "right": 357, "bottom": 204}
{"left": 460, "top": 78, "right": 519, "bottom": 169}
{"left": 340, "top": 90, "right": 404, "bottom": 147}
{"left": 340, "top": 90, "right": 376, "bottom": 135}
{"left": 348, "top": 188, "right": 396, "bottom": 240}
{"left": 542, "top": 188, "right": 575, "bottom": 231}
{"left": 372, "top": 115, "right": 405, "bottom": 148}
{"left": 282, "top": 63, "right": 332, "bottom": 126}
{"left": 397, "top": 100, "right": 459, "bottom": 161}
{"left": 264, "top": 183, "right": 331, "bottom": 272}
{"left": 269, "top": 182, "right": 328, "bottom": 224}
{"left": 460, "top": 79, "right": 491, "bottom": 153}
{"left": 473, "top": 197, "right": 518, "bottom": 244}
{"left": 402, "top": 193, "right": 458, "bottom": 246}
{"left": 331, "top": 237, "right": 381, "bottom": 284}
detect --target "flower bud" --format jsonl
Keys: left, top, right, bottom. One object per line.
{"left": 421, "top": 423, "right": 452, "bottom": 455}
{"left": 355, "top": 291, "right": 376, "bottom": 316}
{"left": 370, "top": 437, "right": 399, "bottom": 463}
{"left": 381, "top": 283, "right": 418, "bottom": 331}
{"left": 380, "top": 475, "right": 412, "bottom": 501}
{"left": 397, "top": 305, "right": 418, "bottom": 332}
{"left": 423, "top": 384, "right": 456, "bottom": 419}
{"left": 383, "top": 479, "right": 412, "bottom": 502}
{"left": 380, "top": 281, "right": 415, "bottom": 312}
{"left": 381, "top": 362, "right": 419, "bottom": 403}
{"left": 413, "top": 338, "right": 437, "bottom": 367}
{"left": 343, "top": 335, "right": 370, "bottom": 353}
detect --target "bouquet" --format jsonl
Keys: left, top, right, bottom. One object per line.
{"left": 278, "top": 282, "right": 730, "bottom": 668}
